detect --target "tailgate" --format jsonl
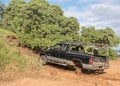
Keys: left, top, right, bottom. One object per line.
{"left": 93, "top": 56, "right": 109, "bottom": 66}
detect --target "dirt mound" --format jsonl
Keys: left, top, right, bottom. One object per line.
{"left": 0, "top": 33, "right": 19, "bottom": 46}
{"left": 6, "top": 34, "right": 17, "bottom": 39}
{"left": 1, "top": 58, "right": 120, "bottom": 86}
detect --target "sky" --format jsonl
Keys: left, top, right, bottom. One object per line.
{"left": 1, "top": 0, "right": 120, "bottom": 36}
{"left": 47, "top": 0, "right": 120, "bottom": 37}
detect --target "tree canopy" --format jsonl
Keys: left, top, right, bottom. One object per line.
{"left": 80, "top": 26, "right": 120, "bottom": 46}
{"left": 3, "top": 0, "right": 80, "bottom": 48}
{"left": 2, "top": 0, "right": 120, "bottom": 49}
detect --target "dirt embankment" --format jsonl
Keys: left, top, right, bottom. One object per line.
{"left": 1, "top": 56, "right": 120, "bottom": 86}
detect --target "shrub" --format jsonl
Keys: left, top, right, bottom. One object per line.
{"left": 0, "top": 38, "right": 41, "bottom": 71}
{"left": 109, "top": 48, "right": 117, "bottom": 60}
{"left": 0, "top": 28, "right": 14, "bottom": 34}
{"left": 0, "top": 38, "right": 27, "bottom": 70}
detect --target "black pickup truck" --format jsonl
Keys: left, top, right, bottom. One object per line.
{"left": 39, "top": 42, "right": 109, "bottom": 72}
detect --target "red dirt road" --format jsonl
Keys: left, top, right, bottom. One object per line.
{"left": 1, "top": 58, "right": 120, "bottom": 86}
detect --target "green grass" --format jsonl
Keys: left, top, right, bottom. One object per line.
{"left": 0, "top": 28, "right": 41, "bottom": 80}
{"left": 0, "top": 28, "right": 14, "bottom": 35}
{"left": 0, "top": 38, "right": 26, "bottom": 70}
{"left": 0, "top": 37, "right": 41, "bottom": 71}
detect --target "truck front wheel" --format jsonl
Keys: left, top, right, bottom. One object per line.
{"left": 39, "top": 55, "right": 47, "bottom": 65}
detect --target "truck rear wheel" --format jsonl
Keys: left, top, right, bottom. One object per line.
{"left": 74, "top": 66, "right": 81, "bottom": 74}
{"left": 39, "top": 55, "right": 47, "bottom": 65}
{"left": 81, "top": 69, "right": 92, "bottom": 74}
{"left": 93, "top": 69, "right": 104, "bottom": 74}
{"left": 72, "top": 60, "right": 82, "bottom": 74}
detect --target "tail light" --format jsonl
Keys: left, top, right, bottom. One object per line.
{"left": 89, "top": 56, "right": 93, "bottom": 64}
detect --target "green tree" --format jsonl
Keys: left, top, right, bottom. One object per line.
{"left": 96, "top": 27, "right": 120, "bottom": 46}
{"left": 3, "top": 0, "right": 25, "bottom": 30}
{"left": 81, "top": 26, "right": 120, "bottom": 47}
{"left": 3, "top": 0, "right": 80, "bottom": 49}
{"left": 80, "top": 26, "right": 120, "bottom": 58}
{"left": 80, "top": 26, "right": 96, "bottom": 43}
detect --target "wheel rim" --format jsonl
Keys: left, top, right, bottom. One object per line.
{"left": 40, "top": 56, "right": 47, "bottom": 65}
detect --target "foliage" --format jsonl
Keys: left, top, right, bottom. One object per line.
{"left": 0, "top": 1, "right": 4, "bottom": 27}
{"left": 109, "top": 48, "right": 117, "bottom": 60}
{"left": 96, "top": 27, "right": 120, "bottom": 46}
{"left": 2, "top": 0, "right": 120, "bottom": 60}
{"left": 0, "top": 38, "right": 26, "bottom": 70}
{"left": 80, "top": 26, "right": 96, "bottom": 43}
{"left": 3, "top": 0, "right": 80, "bottom": 49}
{"left": 84, "top": 43, "right": 117, "bottom": 59}
{"left": 97, "top": 48, "right": 117, "bottom": 60}
{"left": 81, "top": 26, "right": 119, "bottom": 59}
{"left": 0, "top": 37, "right": 41, "bottom": 71}
{"left": 0, "top": 1, "right": 4, "bottom": 19}
{"left": 0, "top": 28, "right": 14, "bottom": 34}
{"left": 81, "top": 26, "right": 120, "bottom": 47}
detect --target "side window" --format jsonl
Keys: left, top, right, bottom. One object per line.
{"left": 53, "top": 44, "right": 62, "bottom": 50}
{"left": 70, "top": 45, "right": 85, "bottom": 54}
{"left": 70, "top": 45, "right": 77, "bottom": 51}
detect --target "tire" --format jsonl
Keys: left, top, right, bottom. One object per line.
{"left": 39, "top": 55, "right": 47, "bottom": 65}
{"left": 73, "top": 60, "right": 82, "bottom": 74}
{"left": 81, "top": 69, "right": 90, "bottom": 73}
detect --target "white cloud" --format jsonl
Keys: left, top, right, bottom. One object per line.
{"left": 47, "top": 0, "right": 120, "bottom": 36}
{"left": 63, "top": 2, "right": 120, "bottom": 36}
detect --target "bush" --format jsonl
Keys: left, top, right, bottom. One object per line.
{"left": 0, "top": 38, "right": 41, "bottom": 71}
{"left": 109, "top": 48, "right": 117, "bottom": 60}
{"left": 0, "top": 28, "right": 14, "bottom": 34}
{"left": 0, "top": 38, "right": 27, "bottom": 70}
{"left": 85, "top": 46, "right": 117, "bottom": 60}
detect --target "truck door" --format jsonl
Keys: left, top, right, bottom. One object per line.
{"left": 50, "top": 44, "right": 62, "bottom": 58}
{"left": 59, "top": 44, "right": 74, "bottom": 65}
{"left": 59, "top": 44, "right": 67, "bottom": 58}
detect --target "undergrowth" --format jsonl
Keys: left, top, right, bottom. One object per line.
{"left": 0, "top": 28, "right": 14, "bottom": 35}
{"left": 0, "top": 37, "right": 41, "bottom": 80}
